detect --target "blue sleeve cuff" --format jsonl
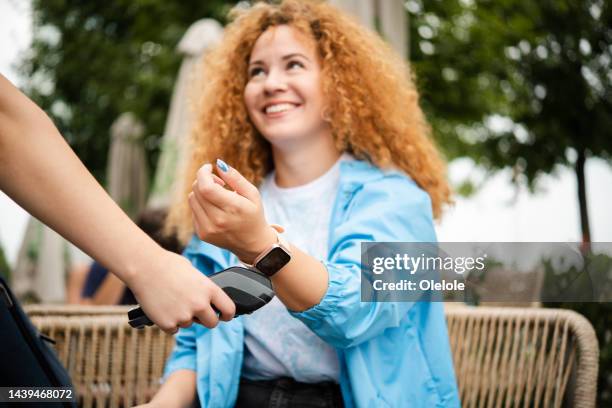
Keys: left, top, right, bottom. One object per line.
{"left": 163, "top": 356, "right": 197, "bottom": 380}
{"left": 288, "top": 261, "right": 358, "bottom": 343}
{"left": 163, "top": 328, "right": 198, "bottom": 379}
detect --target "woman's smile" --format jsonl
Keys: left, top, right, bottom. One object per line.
{"left": 244, "top": 25, "right": 330, "bottom": 147}
{"left": 262, "top": 101, "right": 302, "bottom": 118}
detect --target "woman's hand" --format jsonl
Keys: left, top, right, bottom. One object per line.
{"left": 190, "top": 160, "right": 330, "bottom": 312}
{"left": 189, "top": 160, "right": 277, "bottom": 264}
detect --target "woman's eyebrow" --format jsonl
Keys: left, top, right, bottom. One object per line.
{"left": 249, "top": 52, "right": 310, "bottom": 67}
{"left": 281, "top": 53, "right": 310, "bottom": 62}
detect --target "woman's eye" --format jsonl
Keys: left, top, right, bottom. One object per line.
{"left": 287, "top": 60, "right": 304, "bottom": 70}
{"left": 249, "top": 67, "right": 265, "bottom": 78}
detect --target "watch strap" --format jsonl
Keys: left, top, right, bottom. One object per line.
{"left": 240, "top": 225, "right": 292, "bottom": 276}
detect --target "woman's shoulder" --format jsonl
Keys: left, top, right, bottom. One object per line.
{"left": 340, "top": 158, "right": 431, "bottom": 206}
{"left": 336, "top": 159, "right": 436, "bottom": 242}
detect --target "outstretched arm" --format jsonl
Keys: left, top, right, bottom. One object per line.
{"left": 0, "top": 74, "right": 235, "bottom": 332}
{"left": 187, "top": 162, "right": 328, "bottom": 311}
{"left": 189, "top": 161, "right": 437, "bottom": 348}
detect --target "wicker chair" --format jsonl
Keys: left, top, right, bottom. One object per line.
{"left": 25, "top": 304, "right": 599, "bottom": 408}
{"left": 445, "top": 305, "right": 598, "bottom": 408}
{"left": 26, "top": 305, "right": 174, "bottom": 407}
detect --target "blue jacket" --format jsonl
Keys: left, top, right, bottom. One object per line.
{"left": 164, "top": 160, "right": 460, "bottom": 407}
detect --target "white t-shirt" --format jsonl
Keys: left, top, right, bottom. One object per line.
{"left": 241, "top": 154, "right": 353, "bottom": 383}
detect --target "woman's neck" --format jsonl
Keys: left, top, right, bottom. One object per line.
{"left": 271, "top": 136, "right": 341, "bottom": 188}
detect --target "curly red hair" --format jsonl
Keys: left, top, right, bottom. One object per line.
{"left": 167, "top": 0, "right": 452, "bottom": 242}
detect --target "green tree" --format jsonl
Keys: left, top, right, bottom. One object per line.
{"left": 409, "top": 0, "right": 611, "bottom": 246}
{"left": 21, "top": 0, "right": 239, "bottom": 184}
{"left": 408, "top": 2, "right": 611, "bottom": 403}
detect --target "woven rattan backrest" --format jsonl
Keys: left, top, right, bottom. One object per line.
{"left": 26, "top": 305, "right": 598, "bottom": 408}
{"left": 28, "top": 307, "right": 174, "bottom": 407}
{"left": 445, "top": 306, "right": 598, "bottom": 408}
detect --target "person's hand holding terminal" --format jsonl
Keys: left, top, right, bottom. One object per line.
{"left": 0, "top": 74, "right": 235, "bottom": 333}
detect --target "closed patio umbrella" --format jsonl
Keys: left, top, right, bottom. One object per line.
{"left": 329, "top": 0, "right": 407, "bottom": 59}
{"left": 12, "top": 218, "right": 65, "bottom": 302}
{"left": 106, "top": 112, "right": 149, "bottom": 219}
{"left": 148, "top": 18, "right": 224, "bottom": 209}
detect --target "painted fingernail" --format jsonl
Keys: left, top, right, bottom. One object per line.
{"left": 216, "top": 158, "right": 229, "bottom": 172}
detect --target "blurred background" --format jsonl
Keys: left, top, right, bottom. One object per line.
{"left": 0, "top": 0, "right": 610, "bottom": 404}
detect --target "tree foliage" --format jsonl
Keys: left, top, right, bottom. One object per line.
{"left": 410, "top": 0, "right": 611, "bottom": 173}
{"left": 21, "top": 0, "right": 239, "bottom": 184}
{"left": 24, "top": 0, "right": 611, "bottom": 198}
{"left": 407, "top": 2, "right": 611, "bottom": 401}
{"left": 408, "top": 0, "right": 611, "bottom": 242}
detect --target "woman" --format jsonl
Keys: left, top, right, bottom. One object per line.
{"left": 144, "top": 1, "right": 459, "bottom": 406}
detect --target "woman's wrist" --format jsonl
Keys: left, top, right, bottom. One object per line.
{"left": 234, "top": 225, "right": 278, "bottom": 265}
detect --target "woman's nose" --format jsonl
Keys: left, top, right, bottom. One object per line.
{"left": 263, "top": 68, "right": 288, "bottom": 94}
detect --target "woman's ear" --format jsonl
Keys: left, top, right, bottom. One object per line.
{"left": 321, "top": 105, "right": 332, "bottom": 123}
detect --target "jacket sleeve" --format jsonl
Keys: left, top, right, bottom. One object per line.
{"left": 163, "top": 237, "right": 230, "bottom": 378}
{"left": 164, "top": 324, "right": 198, "bottom": 377}
{"left": 289, "top": 174, "right": 437, "bottom": 349}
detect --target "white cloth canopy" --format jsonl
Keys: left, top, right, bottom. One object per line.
{"left": 11, "top": 219, "right": 89, "bottom": 302}
{"left": 148, "top": 19, "right": 224, "bottom": 209}
{"left": 106, "top": 112, "right": 149, "bottom": 219}
{"left": 329, "top": 0, "right": 408, "bottom": 59}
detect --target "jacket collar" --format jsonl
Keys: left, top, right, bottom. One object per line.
{"left": 338, "top": 159, "right": 386, "bottom": 194}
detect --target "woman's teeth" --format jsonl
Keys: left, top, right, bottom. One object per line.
{"left": 265, "top": 103, "right": 296, "bottom": 114}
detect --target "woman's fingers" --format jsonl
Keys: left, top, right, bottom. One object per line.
{"left": 191, "top": 182, "right": 229, "bottom": 227}
{"left": 210, "top": 285, "right": 236, "bottom": 322}
{"left": 212, "top": 174, "right": 225, "bottom": 186}
{"left": 194, "top": 164, "right": 245, "bottom": 210}
{"left": 188, "top": 192, "right": 211, "bottom": 237}
{"left": 215, "top": 159, "right": 260, "bottom": 203}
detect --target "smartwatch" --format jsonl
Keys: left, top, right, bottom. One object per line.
{"left": 244, "top": 225, "right": 292, "bottom": 277}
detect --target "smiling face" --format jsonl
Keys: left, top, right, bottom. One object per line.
{"left": 244, "top": 25, "right": 330, "bottom": 150}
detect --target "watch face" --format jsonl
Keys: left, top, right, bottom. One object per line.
{"left": 256, "top": 246, "right": 291, "bottom": 276}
